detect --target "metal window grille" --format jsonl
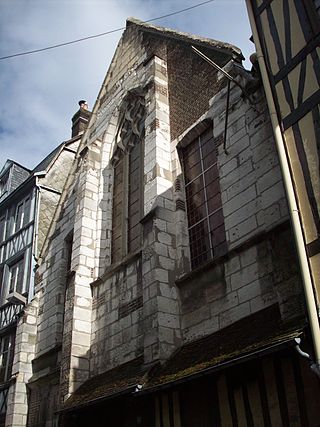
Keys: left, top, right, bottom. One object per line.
{"left": 182, "top": 128, "right": 226, "bottom": 269}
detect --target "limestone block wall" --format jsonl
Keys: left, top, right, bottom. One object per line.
{"left": 214, "top": 86, "right": 288, "bottom": 246}
{"left": 88, "top": 51, "right": 182, "bottom": 369}
{"left": 91, "top": 256, "right": 144, "bottom": 374}
{"left": 61, "top": 142, "right": 102, "bottom": 398}
{"left": 37, "top": 190, "right": 60, "bottom": 255}
{"left": 34, "top": 182, "right": 78, "bottom": 409}
{"left": 37, "top": 141, "right": 81, "bottom": 255}
{"left": 173, "top": 81, "right": 304, "bottom": 343}
{"left": 39, "top": 144, "right": 78, "bottom": 193}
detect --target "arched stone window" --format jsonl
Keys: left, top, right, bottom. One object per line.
{"left": 111, "top": 89, "right": 146, "bottom": 263}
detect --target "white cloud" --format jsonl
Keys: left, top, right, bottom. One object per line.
{"left": 0, "top": 0, "right": 254, "bottom": 169}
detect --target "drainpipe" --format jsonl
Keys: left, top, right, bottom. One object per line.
{"left": 29, "top": 178, "right": 41, "bottom": 302}
{"left": 32, "top": 178, "right": 41, "bottom": 262}
{"left": 245, "top": 0, "right": 320, "bottom": 373}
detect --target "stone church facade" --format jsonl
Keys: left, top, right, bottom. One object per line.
{"left": 3, "top": 18, "right": 320, "bottom": 427}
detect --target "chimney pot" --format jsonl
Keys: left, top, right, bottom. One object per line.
{"left": 71, "top": 100, "right": 91, "bottom": 138}
{"left": 78, "top": 100, "right": 88, "bottom": 109}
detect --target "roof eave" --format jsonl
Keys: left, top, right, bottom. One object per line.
{"left": 139, "top": 333, "right": 302, "bottom": 395}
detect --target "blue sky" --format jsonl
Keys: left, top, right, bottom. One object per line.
{"left": 0, "top": 0, "right": 254, "bottom": 170}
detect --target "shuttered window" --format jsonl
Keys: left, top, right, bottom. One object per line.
{"left": 182, "top": 127, "right": 227, "bottom": 269}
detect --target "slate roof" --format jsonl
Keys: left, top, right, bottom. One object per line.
{"left": 32, "top": 143, "right": 64, "bottom": 174}
{"left": 0, "top": 160, "right": 30, "bottom": 178}
{"left": 62, "top": 305, "right": 305, "bottom": 412}
{"left": 63, "top": 356, "right": 149, "bottom": 411}
{"left": 145, "top": 304, "right": 304, "bottom": 389}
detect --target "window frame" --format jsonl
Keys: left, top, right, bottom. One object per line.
{"left": 0, "top": 332, "right": 15, "bottom": 383}
{"left": 111, "top": 140, "right": 144, "bottom": 264}
{"left": 111, "top": 89, "right": 146, "bottom": 265}
{"left": 13, "top": 196, "right": 31, "bottom": 233}
{"left": 8, "top": 257, "right": 24, "bottom": 295}
{"left": 0, "top": 216, "right": 5, "bottom": 242}
{"left": 180, "top": 125, "right": 227, "bottom": 270}
{"left": 0, "top": 172, "right": 9, "bottom": 200}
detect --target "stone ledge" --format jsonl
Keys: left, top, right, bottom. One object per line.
{"left": 176, "top": 220, "right": 290, "bottom": 288}
{"left": 91, "top": 250, "right": 142, "bottom": 287}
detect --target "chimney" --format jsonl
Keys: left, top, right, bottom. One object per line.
{"left": 71, "top": 100, "right": 91, "bottom": 138}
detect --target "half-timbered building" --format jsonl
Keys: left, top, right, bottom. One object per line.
{"left": 0, "top": 103, "right": 90, "bottom": 426}
{"left": 246, "top": 0, "right": 320, "bottom": 362}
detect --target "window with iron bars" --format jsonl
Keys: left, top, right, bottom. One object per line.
{"left": 181, "top": 127, "right": 227, "bottom": 270}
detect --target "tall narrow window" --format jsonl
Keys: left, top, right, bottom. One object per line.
{"left": 112, "top": 153, "right": 125, "bottom": 263}
{"left": 9, "top": 258, "right": 24, "bottom": 294}
{"left": 15, "top": 203, "right": 23, "bottom": 231}
{"left": 14, "top": 196, "right": 30, "bottom": 233}
{"left": 111, "top": 89, "right": 145, "bottom": 264}
{"left": 0, "top": 173, "right": 9, "bottom": 200}
{"left": 128, "top": 141, "right": 142, "bottom": 253}
{"left": 182, "top": 127, "right": 226, "bottom": 269}
{"left": 0, "top": 217, "right": 5, "bottom": 242}
{"left": 0, "top": 333, "right": 15, "bottom": 382}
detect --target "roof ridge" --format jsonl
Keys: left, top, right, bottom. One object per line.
{"left": 126, "top": 17, "right": 244, "bottom": 61}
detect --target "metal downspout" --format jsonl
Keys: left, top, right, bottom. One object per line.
{"left": 29, "top": 178, "right": 41, "bottom": 302}
{"left": 245, "top": 0, "right": 320, "bottom": 370}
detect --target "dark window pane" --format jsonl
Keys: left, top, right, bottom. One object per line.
{"left": 203, "top": 149, "right": 217, "bottom": 171}
{"left": 214, "top": 240, "right": 228, "bottom": 258}
{"left": 189, "top": 221, "right": 211, "bottom": 269}
{"left": 0, "top": 333, "right": 14, "bottom": 383}
{"left": 185, "top": 176, "right": 204, "bottom": 199}
{"left": 211, "top": 223, "right": 226, "bottom": 245}
{"left": 112, "top": 156, "right": 124, "bottom": 263}
{"left": 184, "top": 162, "right": 202, "bottom": 183}
{"left": 209, "top": 209, "right": 225, "bottom": 230}
{"left": 199, "top": 127, "right": 212, "bottom": 145}
{"left": 9, "top": 258, "right": 24, "bottom": 294}
{"left": 0, "top": 217, "right": 5, "bottom": 241}
{"left": 204, "top": 166, "right": 220, "bottom": 186}
{"left": 182, "top": 126, "right": 226, "bottom": 269}
{"left": 185, "top": 184, "right": 206, "bottom": 226}
{"left": 15, "top": 204, "right": 23, "bottom": 231}
{"left": 206, "top": 182, "right": 221, "bottom": 211}
{"left": 128, "top": 142, "right": 142, "bottom": 254}
{"left": 183, "top": 141, "right": 201, "bottom": 183}
{"left": 201, "top": 137, "right": 216, "bottom": 160}
{"left": 207, "top": 193, "right": 222, "bottom": 214}
{"left": 17, "top": 261, "right": 24, "bottom": 294}
{"left": 23, "top": 198, "right": 31, "bottom": 226}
